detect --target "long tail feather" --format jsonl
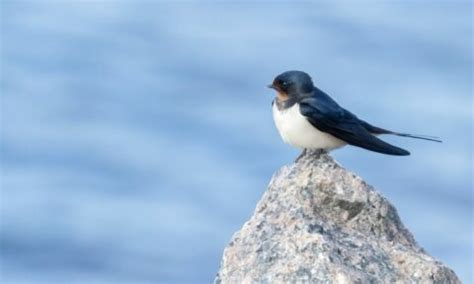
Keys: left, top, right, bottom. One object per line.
{"left": 359, "top": 120, "right": 442, "bottom": 143}
{"left": 393, "top": 133, "right": 442, "bottom": 143}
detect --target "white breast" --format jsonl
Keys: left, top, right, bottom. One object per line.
{"left": 272, "top": 102, "right": 346, "bottom": 150}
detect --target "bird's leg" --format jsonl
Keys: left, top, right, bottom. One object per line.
{"left": 295, "top": 148, "right": 307, "bottom": 162}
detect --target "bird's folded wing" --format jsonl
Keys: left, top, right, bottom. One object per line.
{"left": 299, "top": 97, "right": 410, "bottom": 156}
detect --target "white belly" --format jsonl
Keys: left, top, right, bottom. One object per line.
{"left": 272, "top": 102, "right": 346, "bottom": 150}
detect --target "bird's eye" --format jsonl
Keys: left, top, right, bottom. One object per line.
{"left": 280, "top": 80, "right": 289, "bottom": 86}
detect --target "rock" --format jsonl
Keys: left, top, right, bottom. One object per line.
{"left": 215, "top": 150, "right": 460, "bottom": 283}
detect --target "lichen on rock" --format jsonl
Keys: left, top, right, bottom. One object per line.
{"left": 215, "top": 150, "right": 460, "bottom": 283}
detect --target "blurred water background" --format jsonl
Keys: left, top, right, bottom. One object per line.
{"left": 1, "top": 1, "right": 472, "bottom": 283}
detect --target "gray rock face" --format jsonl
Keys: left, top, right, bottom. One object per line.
{"left": 215, "top": 150, "right": 460, "bottom": 283}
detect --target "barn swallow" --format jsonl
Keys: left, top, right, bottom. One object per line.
{"left": 268, "top": 70, "right": 441, "bottom": 156}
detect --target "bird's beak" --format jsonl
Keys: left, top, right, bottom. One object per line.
{"left": 267, "top": 84, "right": 276, "bottom": 90}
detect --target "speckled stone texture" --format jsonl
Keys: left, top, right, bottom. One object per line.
{"left": 215, "top": 150, "right": 460, "bottom": 284}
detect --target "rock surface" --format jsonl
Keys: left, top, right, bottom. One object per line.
{"left": 215, "top": 150, "right": 460, "bottom": 283}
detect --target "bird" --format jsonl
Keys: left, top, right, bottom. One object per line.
{"left": 268, "top": 70, "right": 441, "bottom": 156}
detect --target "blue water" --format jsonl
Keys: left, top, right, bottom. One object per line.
{"left": 1, "top": 1, "right": 472, "bottom": 283}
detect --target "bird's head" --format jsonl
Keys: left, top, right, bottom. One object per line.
{"left": 268, "top": 70, "right": 314, "bottom": 101}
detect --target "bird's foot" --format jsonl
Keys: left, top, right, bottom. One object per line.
{"left": 295, "top": 149, "right": 308, "bottom": 163}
